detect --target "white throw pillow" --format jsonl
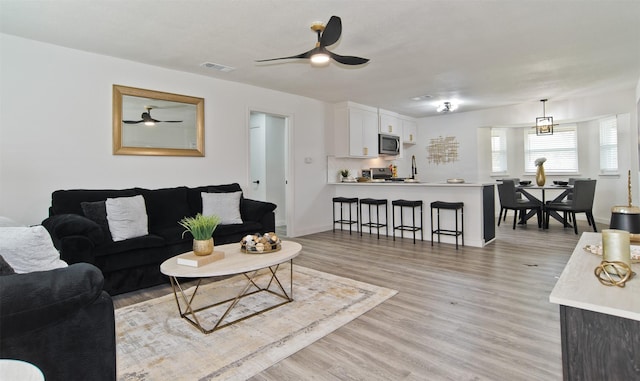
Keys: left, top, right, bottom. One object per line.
{"left": 105, "top": 195, "right": 149, "bottom": 241}
{"left": 201, "top": 191, "right": 243, "bottom": 224}
{"left": 0, "top": 226, "right": 68, "bottom": 273}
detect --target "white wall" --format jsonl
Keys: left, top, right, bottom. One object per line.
{"left": 0, "top": 34, "right": 331, "bottom": 236}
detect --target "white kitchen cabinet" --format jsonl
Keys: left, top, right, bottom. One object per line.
{"left": 402, "top": 117, "right": 417, "bottom": 144}
{"left": 333, "top": 102, "right": 379, "bottom": 158}
{"left": 378, "top": 109, "right": 401, "bottom": 136}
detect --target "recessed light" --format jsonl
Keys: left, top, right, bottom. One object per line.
{"left": 411, "top": 94, "right": 433, "bottom": 101}
{"left": 200, "top": 62, "right": 235, "bottom": 72}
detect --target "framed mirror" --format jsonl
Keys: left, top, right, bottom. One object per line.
{"left": 113, "top": 85, "right": 205, "bottom": 156}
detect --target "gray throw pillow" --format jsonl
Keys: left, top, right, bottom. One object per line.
{"left": 201, "top": 191, "right": 243, "bottom": 224}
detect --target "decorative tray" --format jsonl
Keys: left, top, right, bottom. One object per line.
{"left": 241, "top": 232, "right": 281, "bottom": 254}
{"left": 583, "top": 244, "right": 640, "bottom": 263}
{"left": 446, "top": 178, "right": 465, "bottom": 184}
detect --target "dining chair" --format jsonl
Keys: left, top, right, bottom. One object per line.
{"left": 545, "top": 179, "right": 597, "bottom": 234}
{"left": 497, "top": 178, "right": 521, "bottom": 222}
{"left": 566, "top": 177, "right": 591, "bottom": 225}
{"left": 497, "top": 180, "right": 542, "bottom": 229}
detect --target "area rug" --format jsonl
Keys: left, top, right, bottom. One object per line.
{"left": 115, "top": 265, "right": 397, "bottom": 380}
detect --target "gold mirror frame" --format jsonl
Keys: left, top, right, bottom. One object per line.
{"left": 113, "top": 85, "right": 205, "bottom": 156}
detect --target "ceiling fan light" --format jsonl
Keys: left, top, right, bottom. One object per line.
{"left": 310, "top": 52, "right": 330, "bottom": 65}
{"left": 436, "top": 101, "right": 458, "bottom": 113}
{"left": 145, "top": 121, "right": 155, "bottom": 126}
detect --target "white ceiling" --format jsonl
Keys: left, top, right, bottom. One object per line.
{"left": 1, "top": 0, "right": 639, "bottom": 117}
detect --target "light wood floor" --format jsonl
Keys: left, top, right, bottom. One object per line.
{"left": 113, "top": 219, "right": 599, "bottom": 380}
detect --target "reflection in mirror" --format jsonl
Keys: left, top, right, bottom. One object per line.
{"left": 113, "top": 85, "right": 204, "bottom": 156}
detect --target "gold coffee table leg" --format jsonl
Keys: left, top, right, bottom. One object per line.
{"left": 169, "top": 260, "right": 294, "bottom": 334}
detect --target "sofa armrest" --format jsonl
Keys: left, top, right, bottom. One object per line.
{"left": 43, "top": 213, "right": 104, "bottom": 247}
{"left": 241, "top": 198, "right": 277, "bottom": 223}
{"left": 0, "top": 263, "right": 105, "bottom": 338}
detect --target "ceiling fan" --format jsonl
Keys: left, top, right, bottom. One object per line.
{"left": 256, "top": 16, "right": 369, "bottom": 66}
{"left": 122, "top": 107, "right": 182, "bottom": 125}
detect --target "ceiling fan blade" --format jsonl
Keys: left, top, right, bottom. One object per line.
{"left": 122, "top": 120, "right": 144, "bottom": 124}
{"left": 329, "top": 51, "right": 369, "bottom": 65}
{"left": 256, "top": 50, "right": 313, "bottom": 62}
{"left": 160, "top": 120, "right": 183, "bottom": 123}
{"left": 320, "top": 16, "right": 342, "bottom": 47}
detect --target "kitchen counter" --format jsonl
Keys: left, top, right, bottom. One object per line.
{"left": 331, "top": 181, "right": 495, "bottom": 247}
{"left": 549, "top": 232, "right": 640, "bottom": 380}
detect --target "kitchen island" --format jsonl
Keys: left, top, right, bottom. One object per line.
{"left": 550, "top": 232, "right": 640, "bottom": 380}
{"left": 331, "top": 181, "right": 495, "bottom": 247}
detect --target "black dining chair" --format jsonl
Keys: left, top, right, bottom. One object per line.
{"left": 565, "top": 177, "right": 591, "bottom": 225}
{"left": 497, "top": 180, "right": 542, "bottom": 229}
{"left": 545, "top": 179, "right": 597, "bottom": 234}
{"left": 497, "top": 178, "right": 522, "bottom": 222}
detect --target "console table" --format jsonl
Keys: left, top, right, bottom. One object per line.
{"left": 550, "top": 232, "right": 639, "bottom": 380}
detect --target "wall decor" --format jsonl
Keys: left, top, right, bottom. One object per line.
{"left": 427, "top": 136, "right": 459, "bottom": 165}
{"left": 113, "top": 85, "right": 205, "bottom": 156}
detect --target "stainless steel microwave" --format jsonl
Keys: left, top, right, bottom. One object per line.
{"left": 379, "top": 133, "right": 400, "bottom": 155}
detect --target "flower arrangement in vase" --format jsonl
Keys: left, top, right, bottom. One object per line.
{"left": 178, "top": 213, "right": 221, "bottom": 256}
{"left": 339, "top": 169, "right": 351, "bottom": 182}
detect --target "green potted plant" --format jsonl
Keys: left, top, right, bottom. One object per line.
{"left": 339, "top": 169, "right": 350, "bottom": 182}
{"left": 178, "top": 213, "right": 222, "bottom": 256}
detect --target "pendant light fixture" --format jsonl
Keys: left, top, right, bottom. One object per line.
{"left": 536, "top": 99, "right": 554, "bottom": 135}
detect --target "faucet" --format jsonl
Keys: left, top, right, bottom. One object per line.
{"left": 411, "top": 155, "right": 417, "bottom": 179}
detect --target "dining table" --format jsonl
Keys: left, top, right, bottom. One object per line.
{"left": 516, "top": 184, "right": 574, "bottom": 229}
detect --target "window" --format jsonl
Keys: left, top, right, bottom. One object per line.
{"left": 491, "top": 128, "right": 508, "bottom": 174}
{"left": 599, "top": 116, "right": 618, "bottom": 173}
{"left": 524, "top": 125, "right": 578, "bottom": 173}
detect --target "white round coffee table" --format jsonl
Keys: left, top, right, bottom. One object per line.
{"left": 0, "top": 359, "right": 44, "bottom": 381}
{"left": 160, "top": 240, "right": 302, "bottom": 333}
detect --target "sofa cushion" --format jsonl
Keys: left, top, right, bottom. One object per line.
{"left": 93, "top": 234, "right": 165, "bottom": 257}
{"left": 137, "top": 187, "right": 191, "bottom": 230}
{"left": 51, "top": 188, "right": 137, "bottom": 215}
{"left": 202, "top": 191, "right": 243, "bottom": 224}
{"left": 0, "top": 226, "right": 68, "bottom": 273}
{"left": 153, "top": 226, "right": 189, "bottom": 245}
{"left": 106, "top": 195, "right": 149, "bottom": 241}
{"left": 241, "top": 198, "right": 277, "bottom": 222}
{"left": 81, "top": 201, "right": 112, "bottom": 241}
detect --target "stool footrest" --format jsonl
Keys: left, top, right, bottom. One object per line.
{"left": 395, "top": 225, "right": 421, "bottom": 232}
{"left": 433, "top": 229, "right": 463, "bottom": 236}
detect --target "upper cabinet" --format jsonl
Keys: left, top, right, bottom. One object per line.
{"left": 333, "top": 102, "right": 379, "bottom": 158}
{"left": 401, "top": 117, "right": 417, "bottom": 144}
{"left": 378, "top": 109, "right": 401, "bottom": 136}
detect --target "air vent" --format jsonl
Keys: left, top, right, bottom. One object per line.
{"left": 200, "top": 62, "right": 235, "bottom": 72}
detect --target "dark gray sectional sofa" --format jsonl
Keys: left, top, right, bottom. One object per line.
{"left": 42, "top": 183, "right": 276, "bottom": 295}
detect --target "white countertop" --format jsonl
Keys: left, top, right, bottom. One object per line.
{"left": 549, "top": 232, "right": 640, "bottom": 321}
{"left": 331, "top": 181, "right": 494, "bottom": 187}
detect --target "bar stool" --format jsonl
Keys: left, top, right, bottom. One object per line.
{"left": 332, "top": 197, "right": 359, "bottom": 234}
{"left": 392, "top": 199, "right": 423, "bottom": 243}
{"left": 359, "top": 198, "right": 388, "bottom": 238}
{"left": 430, "top": 201, "right": 464, "bottom": 249}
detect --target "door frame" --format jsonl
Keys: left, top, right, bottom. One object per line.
{"left": 246, "top": 107, "right": 294, "bottom": 236}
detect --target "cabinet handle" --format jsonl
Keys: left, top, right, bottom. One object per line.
{"left": 363, "top": 147, "right": 368, "bottom": 156}
{"left": 388, "top": 125, "right": 393, "bottom": 133}
{"left": 410, "top": 134, "right": 413, "bottom": 141}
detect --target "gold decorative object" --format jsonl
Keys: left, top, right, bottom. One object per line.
{"left": 193, "top": 238, "right": 214, "bottom": 256}
{"left": 594, "top": 261, "right": 634, "bottom": 287}
{"left": 534, "top": 157, "right": 546, "bottom": 186}
{"left": 427, "top": 136, "right": 459, "bottom": 165}
{"left": 610, "top": 170, "right": 640, "bottom": 240}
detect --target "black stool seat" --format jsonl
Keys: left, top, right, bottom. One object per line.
{"left": 393, "top": 199, "right": 423, "bottom": 207}
{"left": 361, "top": 198, "right": 387, "bottom": 205}
{"left": 392, "top": 199, "right": 423, "bottom": 243}
{"left": 333, "top": 197, "right": 358, "bottom": 203}
{"left": 332, "top": 197, "right": 359, "bottom": 234}
{"left": 431, "top": 201, "right": 464, "bottom": 210}
{"left": 431, "top": 201, "right": 464, "bottom": 249}
{"left": 360, "top": 198, "right": 388, "bottom": 238}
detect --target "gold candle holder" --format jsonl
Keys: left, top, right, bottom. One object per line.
{"left": 602, "top": 229, "right": 631, "bottom": 276}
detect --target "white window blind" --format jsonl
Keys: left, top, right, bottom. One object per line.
{"left": 599, "top": 116, "right": 618, "bottom": 173}
{"left": 491, "top": 128, "right": 508, "bottom": 173}
{"left": 524, "top": 125, "right": 578, "bottom": 173}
